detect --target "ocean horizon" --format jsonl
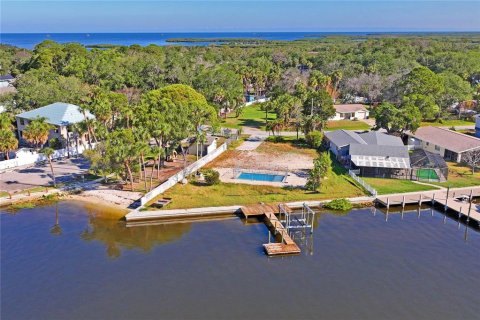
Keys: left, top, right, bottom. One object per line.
{"left": 1, "top": 31, "right": 479, "bottom": 50}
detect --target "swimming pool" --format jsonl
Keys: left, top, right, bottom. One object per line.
{"left": 237, "top": 172, "right": 286, "bottom": 182}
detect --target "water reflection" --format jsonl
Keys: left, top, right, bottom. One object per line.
{"left": 374, "top": 204, "right": 479, "bottom": 242}
{"left": 49, "top": 204, "right": 62, "bottom": 236}
{"left": 2, "top": 203, "right": 480, "bottom": 320}
{"left": 80, "top": 216, "right": 192, "bottom": 259}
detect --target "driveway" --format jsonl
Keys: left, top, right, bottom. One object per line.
{"left": 0, "top": 158, "right": 90, "bottom": 192}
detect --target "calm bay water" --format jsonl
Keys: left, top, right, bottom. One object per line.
{"left": 1, "top": 201, "right": 479, "bottom": 319}
{"left": 0, "top": 32, "right": 471, "bottom": 50}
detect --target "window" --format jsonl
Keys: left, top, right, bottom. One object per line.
{"left": 426, "top": 142, "right": 429, "bottom": 146}
{"left": 20, "top": 119, "right": 24, "bottom": 125}
{"left": 434, "top": 145, "right": 440, "bottom": 151}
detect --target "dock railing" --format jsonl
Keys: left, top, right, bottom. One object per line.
{"left": 348, "top": 170, "right": 377, "bottom": 197}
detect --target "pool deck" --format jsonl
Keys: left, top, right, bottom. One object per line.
{"left": 215, "top": 167, "right": 308, "bottom": 187}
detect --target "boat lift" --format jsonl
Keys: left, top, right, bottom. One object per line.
{"left": 278, "top": 203, "right": 316, "bottom": 234}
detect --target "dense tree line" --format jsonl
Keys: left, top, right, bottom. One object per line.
{"left": 1, "top": 36, "right": 479, "bottom": 186}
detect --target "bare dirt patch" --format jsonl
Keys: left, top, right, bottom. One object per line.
{"left": 207, "top": 141, "right": 316, "bottom": 172}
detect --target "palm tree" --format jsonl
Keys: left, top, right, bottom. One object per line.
{"left": 41, "top": 147, "right": 56, "bottom": 187}
{"left": 22, "top": 117, "right": 52, "bottom": 150}
{"left": 0, "top": 113, "right": 18, "bottom": 160}
{"left": 0, "top": 113, "right": 14, "bottom": 131}
{"left": 0, "top": 130, "right": 18, "bottom": 160}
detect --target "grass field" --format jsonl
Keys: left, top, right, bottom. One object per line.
{"left": 420, "top": 119, "right": 475, "bottom": 128}
{"left": 325, "top": 120, "right": 371, "bottom": 131}
{"left": 155, "top": 154, "right": 365, "bottom": 209}
{"left": 221, "top": 104, "right": 276, "bottom": 130}
{"left": 362, "top": 177, "right": 440, "bottom": 195}
{"left": 0, "top": 186, "right": 50, "bottom": 198}
{"left": 430, "top": 162, "right": 480, "bottom": 188}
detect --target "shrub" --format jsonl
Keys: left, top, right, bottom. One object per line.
{"left": 324, "top": 198, "right": 353, "bottom": 211}
{"left": 49, "top": 138, "right": 63, "bottom": 150}
{"left": 305, "top": 130, "right": 323, "bottom": 149}
{"left": 266, "top": 136, "right": 285, "bottom": 143}
{"left": 202, "top": 169, "right": 220, "bottom": 185}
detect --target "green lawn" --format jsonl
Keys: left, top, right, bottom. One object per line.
{"left": 221, "top": 104, "right": 276, "bottom": 130}
{"left": 0, "top": 186, "right": 50, "bottom": 198}
{"left": 430, "top": 162, "right": 480, "bottom": 188}
{"left": 325, "top": 120, "right": 371, "bottom": 131}
{"left": 420, "top": 119, "right": 475, "bottom": 128}
{"left": 151, "top": 155, "right": 365, "bottom": 209}
{"left": 362, "top": 177, "right": 440, "bottom": 195}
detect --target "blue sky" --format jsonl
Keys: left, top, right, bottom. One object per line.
{"left": 1, "top": 1, "right": 479, "bottom": 33}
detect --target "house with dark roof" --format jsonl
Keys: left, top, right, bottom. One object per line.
{"left": 324, "top": 130, "right": 410, "bottom": 178}
{"left": 330, "top": 104, "right": 369, "bottom": 121}
{"left": 16, "top": 102, "right": 95, "bottom": 148}
{"left": 406, "top": 126, "right": 480, "bottom": 163}
{"left": 0, "top": 74, "right": 15, "bottom": 88}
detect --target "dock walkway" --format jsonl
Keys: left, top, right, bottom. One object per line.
{"left": 262, "top": 211, "right": 300, "bottom": 255}
{"left": 241, "top": 203, "right": 301, "bottom": 256}
{"left": 376, "top": 186, "right": 480, "bottom": 223}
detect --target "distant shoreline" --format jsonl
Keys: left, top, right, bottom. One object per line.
{"left": 2, "top": 31, "right": 480, "bottom": 50}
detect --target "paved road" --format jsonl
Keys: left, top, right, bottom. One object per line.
{"left": 0, "top": 158, "right": 90, "bottom": 192}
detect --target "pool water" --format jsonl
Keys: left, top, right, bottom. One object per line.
{"left": 238, "top": 172, "right": 285, "bottom": 182}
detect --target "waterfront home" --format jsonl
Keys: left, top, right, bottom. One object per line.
{"left": 16, "top": 102, "right": 94, "bottom": 148}
{"left": 406, "top": 126, "right": 480, "bottom": 163}
{"left": 325, "top": 130, "right": 411, "bottom": 178}
{"left": 330, "top": 104, "right": 369, "bottom": 121}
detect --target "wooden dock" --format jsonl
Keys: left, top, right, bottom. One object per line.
{"left": 241, "top": 203, "right": 300, "bottom": 256}
{"left": 263, "top": 211, "right": 300, "bottom": 255}
{"left": 376, "top": 186, "right": 480, "bottom": 224}
{"left": 240, "top": 203, "right": 292, "bottom": 218}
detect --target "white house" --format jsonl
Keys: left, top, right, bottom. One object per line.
{"left": 16, "top": 102, "right": 95, "bottom": 148}
{"left": 330, "top": 104, "right": 369, "bottom": 121}
{"left": 407, "top": 126, "right": 480, "bottom": 163}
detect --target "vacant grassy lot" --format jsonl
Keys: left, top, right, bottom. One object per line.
{"left": 420, "top": 119, "right": 475, "bottom": 128}
{"left": 325, "top": 120, "right": 371, "bottom": 131}
{"left": 431, "top": 162, "right": 480, "bottom": 188}
{"left": 158, "top": 156, "right": 365, "bottom": 209}
{"left": 221, "top": 104, "right": 276, "bottom": 130}
{"left": 362, "top": 178, "right": 440, "bottom": 195}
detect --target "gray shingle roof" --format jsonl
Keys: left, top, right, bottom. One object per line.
{"left": 16, "top": 102, "right": 94, "bottom": 126}
{"left": 326, "top": 129, "right": 410, "bottom": 169}
{"left": 357, "top": 131, "right": 404, "bottom": 146}
{"left": 324, "top": 130, "right": 367, "bottom": 147}
{"left": 349, "top": 144, "right": 409, "bottom": 158}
